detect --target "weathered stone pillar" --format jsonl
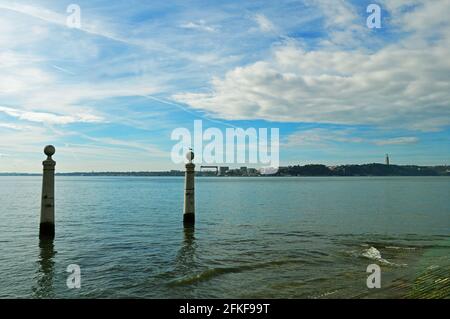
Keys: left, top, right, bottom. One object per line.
{"left": 183, "top": 150, "right": 195, "bottom": 226}
{"left": 40, "top": 145, "right": 56, "bottom": 239}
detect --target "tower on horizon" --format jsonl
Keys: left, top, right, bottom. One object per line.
{"left": 385, "top": 154, "right": 390, "bottom": 166}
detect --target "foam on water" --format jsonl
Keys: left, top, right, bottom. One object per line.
{"left": 361, "top": 247, "right": 407, "bottom": 267}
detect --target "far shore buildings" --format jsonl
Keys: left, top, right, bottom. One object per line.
{"left": 217, "top": 166, "right": 259, "bottom": 176}
{"left": 219, "top": 166, "right": 229, "bottom": 176}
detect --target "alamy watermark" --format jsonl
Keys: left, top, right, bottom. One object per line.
{"left": 66, "top": 4, "right": 81, "bottom": 29}
{"left": 66, "top": 264, "right": 81, "bottom": 289}
{"left": 367, "top": 4, "right": 382, "bottom": 29}
{"left": 171, "top": 120, "right": 279, "bottom": 174}
{"left": 366, "top": 264, "right": 381, "bottom": 289}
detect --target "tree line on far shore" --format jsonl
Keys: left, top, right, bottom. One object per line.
{"left": 274, "top": 164, "right": 449, "bottom": 176}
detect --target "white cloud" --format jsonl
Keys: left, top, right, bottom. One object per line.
{"left": 0, "top": 3, "right": 189, "bottom": 126}
{"left": 285, "top": 128, "right": 364, "bottom": 147}
{"left": 0, "top": 52, "right": 43, "bottom": 68}
{"left": 0, "top": 2, "right": 64, "bottom": 25}
{"left": 307, "top": 0, "right": 368, "bottom": 47}
{"left": 374, "top": 137, "right": 419, "bottom": 146}
{"left": 0, "top": 123, "right": 20, "bottom": 130}
{"left": 180, "top": 20, "right": 216, "bottom": 32}
{"left": 310, "top": 0, "right": 358, "bottom": 28}
{"left": 0, "top": 2, "right": 131, "bottom": 44}
{"left": 284, "top": 128, "right": 419, "bottom": 148}
{"left": 0, "top": 122, "right": 34, "bottom": 130}
{"left": 0, "top": 124, "right": 54, "bottom": 155}
{"left": 0, "top": 106, "right": 103, "bottom": 125}
{"left": 0, "top": 50, "right": 160, "bottom": 123}
{"left": 80, "top": 135, "right": 168, "bottom": 158}
{"left": 0, "top": 66, "right": 53, "bottom": 94}
{"left": 174, "top": 1, "right": 450, "bottom": 132}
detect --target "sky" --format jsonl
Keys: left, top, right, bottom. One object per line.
{"left": 0, "top": 0, "right": 449, "bottom": 172}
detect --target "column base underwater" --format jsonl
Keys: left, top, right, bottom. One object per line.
{"left": 183, "top": 213, "right": 195, "bottom": 226}
{"left": 39, "top": 222, "right": 55, "bottom": 239}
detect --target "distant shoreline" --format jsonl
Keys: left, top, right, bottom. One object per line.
{"left": 1, "top": 163, "right": 449, "bottom": 177}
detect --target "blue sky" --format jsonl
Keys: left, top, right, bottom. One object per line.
{"left": 0, "top": 0, "right": 449, "bottom": 172}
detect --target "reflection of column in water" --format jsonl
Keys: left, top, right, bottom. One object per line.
{"left": 175, "top": 227, "right": 197, "bottom": 274}
{"left": 33, "top": 239, "right": 56, "bottom": 298}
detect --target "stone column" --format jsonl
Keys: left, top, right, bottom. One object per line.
{"left": 40, "top": 145, "right": 56, "bottom": 239}
{"left": 183, "top": 150, "right": 195, "bottom": 226}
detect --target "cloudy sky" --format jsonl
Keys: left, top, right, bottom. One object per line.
{"left": 0, "top": 0, "right": 449, "bottom": 172}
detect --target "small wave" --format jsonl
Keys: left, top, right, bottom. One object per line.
{"left": 385, "top": 246, "right": 416, "bottom": 251}
{"left": 361, "top": 247, "right": 407, "bottom": 267}
{"left": 169, "top": 259, "right": 306, "bottom": 286}
{"left": 310, "top": 289, "right": 340, "bottom": 299}
{"left": 362, "top": 247, "right": 383, "bottom": 260}
{"left": 170, "top": 267, "right": 240, "bottom": 286}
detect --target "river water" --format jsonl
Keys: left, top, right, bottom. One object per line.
{"left": 0, "top": 176, "right": 448, "bottom": 298}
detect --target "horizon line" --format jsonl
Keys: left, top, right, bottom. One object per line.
{"left": 1, "top": 162, "right": 449, "bottom": 175}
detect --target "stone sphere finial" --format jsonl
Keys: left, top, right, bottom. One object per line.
{"left": 44, "top": 145, "right": 55, "bottom": 158}
{"left": 186, "top": 148, "right": 194, "bottom": 163}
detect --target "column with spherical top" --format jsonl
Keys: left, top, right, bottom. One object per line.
{"left": 40, "top": 145, "right": 56, "bottom": 239}
{"left": 183, "top": 149, "right": 195, "bottom": 226}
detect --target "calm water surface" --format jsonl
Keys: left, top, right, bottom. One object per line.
{"left": 0, "top": 176, "right": 449, "bottom": 298}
